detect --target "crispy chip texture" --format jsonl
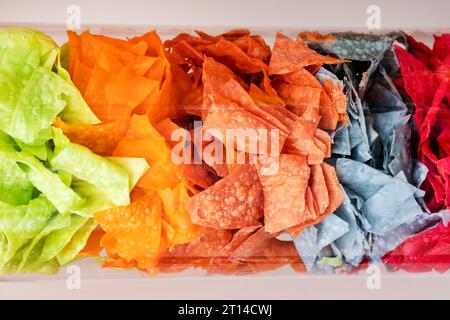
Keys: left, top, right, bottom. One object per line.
{"left": 64, "top": 28, "right": 349, "bottom": 274}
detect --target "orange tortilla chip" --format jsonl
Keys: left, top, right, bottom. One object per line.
{"left": 136, "top": 163, "right": 181, "bottom": 191}
{"left": 54, "top": 118, "right": 129, "bottom": 156}
{"left": 72, "top": 59, "right": 92, "bottom": 95}
{"left": 125, "top": 114, "right": 162, "bottom": 140}
{"left": 78, "top": 226, "right": 105, "bottom": 258}
{"left": 158, "top": 184, "right": 204, "bottom": 245}
{"left": 181, "top": 85, "right": 204, "bottom": 117}
{"left": 67, "top": 30, "right": 81, "bottom": 76}
{"left": 96, "top": 190, "right": 163, "bottom": 269}
{"left": 80, "top": 31, "right": 156, "bottom": 75}
{"left": 84, "top": 60, "right": 158, "bottom": 122}
{"left": 154, "top": 117, "right": 184, "bottom": 147}
{"left": 131, "top": 30, "right": 165, "bottom": 56}
{"left": 159, "top": 219, "right": 176, "bottom": 254}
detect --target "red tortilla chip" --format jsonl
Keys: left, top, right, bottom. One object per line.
{"left": 137, "top": 163, "right": 181, "bottom": 191}
{"left": 207, "top": 226, "right": 260, "bottom": 274}
{"left": 314, "top": 128, "right": 332, "bottom": 158}
{"left": 202, "top": 138, "right": 230, "bottom": 178}
{"left": 322, "top": 78, "right": 347, "bottom": 116}
{"left": 278, "top": 67, "right": 323, "bottom": 87}
{"left": 283, "top": 105, "right": 327, "bottom": 165}
{"left": 185, "top": 164, "right": 264, "bottom": 229}
{"left": 269, "top": 33, "right": 346, "bottom": 75}
{"left": 318, "top": 83, "right": 340, "bottom": 130}
{"left": 203, "top": 94, "right": 282, "bottom": 155}
{"left": 181, "top": 84, "right": 204, "bottom": 117}
{"left": 202, "top": 38, "right": 266, "bottom": 74}
{"left": 258, "top": 154, "right": 310, "bottom": 233}
{"left": 287, "top": 186, "right": 318, "bottom": 236}
{"left": 249, "top": 85, "right": 296, "bottom": 131}
{"left": 173, "top": 40, "right": 204, "bottom": 65}
{"left": 181, "top": 163, "right": 218, "bottom": 191}
{"left": 275, "top": 82, "right": 322, "bottom": 116}
{"left": 228, "top": 226, "right": 301, "bottom": 273}
{"left": 233, "top": 35, "right": 271, "bottom": 61}
{"left": 321, "top": 162, "right": 344, "bottom": 215}
{"left": 247, "top": 238, "right": 304, "bottom": 273}
{"left": 195, "top": 29, "right": 251, "bottom": 43}
{"left": 220, "top": 79, "right": 290, "bottom": 136}
{"left": 158, "top": 229, "right": 232, "bottom": 271}
{"left": 230, "top": 227, "right": 274, "bottom": 262}
{"left": 202, "top": 57, "right": 243, "bottom": 118}
{"left": 309, "top": 164, "right": 329, "bottom": 214}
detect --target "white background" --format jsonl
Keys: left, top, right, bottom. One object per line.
{"left": 0, "top": 0, "right": 449, "bottom": 31}
{"left": 1, "top": 0, "right": 450, "bottom": 299}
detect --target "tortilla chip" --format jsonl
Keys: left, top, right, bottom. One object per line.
{"left": 158, "top": 184, "right": 204, "bottom": 245}
{"left": 96, "top": 190, "right": 163, "bottom": 268}
{"left": 54, "top": 117, "right": 129, "bottom": 156}
{"left": 269, "top": 33, "right": 346, "bottom": 75}
{"left": 257, "top": 154, "right": 310, "bottom": 233}
{"left": 321, "top": 162, "right": 344, "bottom": 215}
{"left": 185, "top": 164, "right": 264, "bottom": 229}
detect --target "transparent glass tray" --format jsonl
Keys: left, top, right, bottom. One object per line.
{"left": 0, "top": 21, "right": 450, "bottom": 300}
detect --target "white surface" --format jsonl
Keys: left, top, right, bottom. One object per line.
{"left": 2, "top": 259, "right": 450, "bottom": 299}
{"left": 0, "top": 0, "right": 449, "bottom": 31}
{"left": 1, "top": 0, "right": 450, "bottom": 300}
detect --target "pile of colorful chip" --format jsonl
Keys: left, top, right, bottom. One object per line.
{"left": 2, "top": 26, "right": 450, "bottom": 276}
